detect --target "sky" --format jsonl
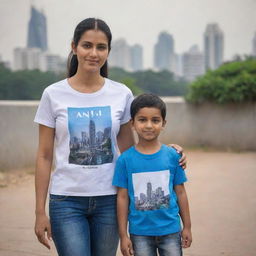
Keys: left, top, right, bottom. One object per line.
{"left": 0, "top": 0, "right": 255, "bottom": 69}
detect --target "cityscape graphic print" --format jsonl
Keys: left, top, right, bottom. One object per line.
{"left": 132, "top": 170, "right": 170, "bottom": 211}
{"left": 68, "top": 106, "right": 113, "bottom": 165}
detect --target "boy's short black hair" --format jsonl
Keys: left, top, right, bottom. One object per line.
{"left": 130, "top": 93, "right": 166, "bottom": 120}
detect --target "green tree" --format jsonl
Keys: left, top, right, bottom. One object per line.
{"left": 109, "top": 67, "right": 188, "bottom": 96}
{"left": 0, "top": 65, "right": 189, "bottom": 100}
{"left": 134, "top": 70, "right": 188, "bottom": 96}
{"left": 0, "top": 64, "right": 64, "bottom": 100}
{"left": 186, "top": 59, "right": 256, "bottom": 103}
{"left": 120, "top": 77, "right": 143, "bottom": 95}
{"left": 109, "top": 67, "right": 143, "bottom": 95}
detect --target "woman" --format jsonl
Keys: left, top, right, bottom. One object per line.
{"left": 34, "top": 18, "right": 186, "bottom": 256}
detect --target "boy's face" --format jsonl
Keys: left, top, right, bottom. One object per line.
{"left": 131, "top": 107, "right": 166, "bottom": 142}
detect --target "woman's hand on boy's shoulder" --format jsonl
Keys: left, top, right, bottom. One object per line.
{"left": 169, "top": 144, "right": 187, "bottom": 169}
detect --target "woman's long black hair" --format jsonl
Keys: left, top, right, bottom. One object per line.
{"left": 67, "top": 18, "right": 112, "bottom": 78}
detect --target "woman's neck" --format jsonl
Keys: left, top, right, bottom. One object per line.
{"left": 68, "top": 70, "right": 105, "bottom": 93}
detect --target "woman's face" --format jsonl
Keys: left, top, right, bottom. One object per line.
{"left": 72, "top": 29, "right": 109, "bottom": 74}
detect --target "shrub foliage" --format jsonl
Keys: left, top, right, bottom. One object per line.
{"left": 186, "top": 59, "right": 256, "bottom": 103}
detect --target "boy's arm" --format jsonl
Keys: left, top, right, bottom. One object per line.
{"left": 174, "top": 184, "right": 192, "bottom": 248}
{"left": 117, "top": 187, "right": 134, "bottom": 256}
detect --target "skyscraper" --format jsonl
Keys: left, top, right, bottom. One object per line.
{"left": 89, "top": 120, "right": 96, "bottom": 148}
{"left": 27, "top": 6, "right": 48, "bottom": 51}
{"left": 252, "top": 32, "right": 256, "bottom": 57}
{"left": 204, "top": 23, "right": 224, "bottom": 70}
{"left": 154, "top": 32, "right": 175, "bottom": 72}
{"left": 147, "top": 182, "right": 152, "bottom": 201}
{"left": 109, "top": 39, "right": 131, "bottom": 71}
{"left": 130, "top": 44, "right": 143, "bottom": 71}
{"left": 183, "top": 45, "right": 205, "bottom": 82}
{"left": 109, "top": 39, "right": 144, "bottom": 71}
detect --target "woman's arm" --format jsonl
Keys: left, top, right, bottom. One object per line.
{"left": 117, "top": 122, "right": 135, "bottom": 153}
{"left": 34, "top": 124, "right": 55, "bottom": 249}
{"left": 174, "top": 184, "right": 192, "bottom": 248}
{"left": 117, "top": 188, "right": 134, "bottom": 256}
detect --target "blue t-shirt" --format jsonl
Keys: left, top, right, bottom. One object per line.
{"left": 112, "top": 144, "right": 187, "bottom": 236}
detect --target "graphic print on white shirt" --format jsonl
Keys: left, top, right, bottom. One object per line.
{"left": 132, "top": 170, "right": 170, "bottom": 211}
{"left": 68, "top": 106, "right": 113, "bottom": 166}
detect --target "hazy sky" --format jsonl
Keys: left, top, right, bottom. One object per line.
{"left": 0, "top": 0, "right": 255, "bottom": 68}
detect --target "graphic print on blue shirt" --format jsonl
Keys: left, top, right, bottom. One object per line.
{"left": 68, "top": 106, "right": 113, "bottom": 165}
{"left": 133, "top": 170, "right": 170, "bottom": 211}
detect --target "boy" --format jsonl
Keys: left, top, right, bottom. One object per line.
{"left": 113, "top": 93, "right": 192, "bottom": 256}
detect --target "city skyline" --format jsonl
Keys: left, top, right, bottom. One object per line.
{"left": 0, "top": 0, "right": 255, "bottom": 69}
{"left": 133, "top": 170, "right": 170, "bottom": 211}
{"left": 135, "top": 181, "right": 170, "bottom": 211}
{"left": 109, "top": 39, "right": 143, "bottom": 71}
{"left": 68, "top": 106, "right": 113, "bottom": 166}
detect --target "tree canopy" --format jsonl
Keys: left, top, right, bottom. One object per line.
{"left": 109, "top": 68, "right": 188, "bottom": 96}
{"left": 186, "top": 59, "right": 256, "bottom": 103}
{"left": 0, "top": 64, "right": 64, "bottom": 100}
{"left": 0, "top": 65, "right": 188, "bottom": 100}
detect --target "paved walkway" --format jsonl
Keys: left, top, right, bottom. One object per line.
{"left": 0, "top": 150, "right": 256, "bottom": 256}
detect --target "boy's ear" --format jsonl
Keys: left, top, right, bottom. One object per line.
{"left": 130, "top": 119, "right": 134, "bottom": 128}
{"left": 130, "top": 119, "right": 136, "bottom": 130}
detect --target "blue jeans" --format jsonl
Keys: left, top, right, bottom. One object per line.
{"left": 49, "top": 194, "right": 119, "bottom": 256}
{"left": 130, "top": 232, "right": 182, "bottom": 256}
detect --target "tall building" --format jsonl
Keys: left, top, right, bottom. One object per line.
{"left": 130, "top": 44, "right": 143, "bottom": 71}
{"left": 13, "top": 48, "right": 27, "bottom": 70}
{"left": 27, "top": 6, "right": 48, "bottom": 51}
{"left": 13, "top": 6, "right": 65, "bottom": 72}
{"left": 147, "top": 182, "right": 152, "bottom": 201}
{"left": 204, "top": 23, "right": 224, "bottom": 70}
{"left": 174, "top": 54, "right": 184, "bottom": 78}
{"left": 154, "top": 32, "right": 175, "bottom": 72}
{"left": 13, "top": 47, "right": 42, "bottom": 70}
{"left": 183, "top": 45, "right": 205, "bottom": 82}
{"left": 13, "top": 47, "right": 65, "bottom": 73}
{"left": 89, "top": 120, "right": 96, "bottom": 148}
{"left": 109, "top": 39, "right": 131, "bottom": 71}
{"left": 109, "top": 39, "right": 144, "bottom": 71}
{"left": 81, "top": 132, "right": 88, "bottom": 147}
{"left": 40, "top": 53, "right": 66, "bottom": 73}
{"left": 252, "top": 32, "right": 256, "bottom": 57}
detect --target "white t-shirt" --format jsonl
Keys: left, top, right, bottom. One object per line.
{"left": 34, "top": 78, "right": 133, "bottom": 196}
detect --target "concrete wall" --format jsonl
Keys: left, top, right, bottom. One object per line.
{"left": 0, "top": 98, "right": 255, "bottom": 171}
{"left": 0, "top": 101, "right": 39, "bottom": 171}
{"left": 160, "top": 97, "right": 256, "bottom": 151}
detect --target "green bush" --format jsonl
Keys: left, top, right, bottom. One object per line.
{"left": 186, "top": 59, "right": 256, "bottom": 103}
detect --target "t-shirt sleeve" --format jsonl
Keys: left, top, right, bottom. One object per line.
{"left": 171, "top": 149, "right": 187, "bottom": 185}
{"left": 34, "top": 89, "right": 55, "bottom": 128}
{"left": 112, "top": 155, "right": 128, "bottom": 188}
{"left": 173, "top": 165, "right": 187, "bottom": 185}
{"left": 120, "top": 90, "right": 134, "bottom": 125}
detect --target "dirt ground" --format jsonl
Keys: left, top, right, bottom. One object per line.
{"left": 0, "top": 150, "right": 255, "bottom": 256}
